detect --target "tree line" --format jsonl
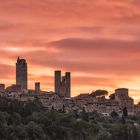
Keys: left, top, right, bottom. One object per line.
{"left": 0, "top": 96, "right": 139, "bottom": 140}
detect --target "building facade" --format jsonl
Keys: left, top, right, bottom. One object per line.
{"left": 115, "top": 88, "right": 134, "bottom": 115}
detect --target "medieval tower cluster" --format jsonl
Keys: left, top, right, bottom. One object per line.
{"left": 16, "top": 57, "right": 71, "bottom": 97}
{"left": 0, "top": 57, "right": 137, "bottom": 116}
{"left": 55, "top": 70, "right": 71, "bottom": 98}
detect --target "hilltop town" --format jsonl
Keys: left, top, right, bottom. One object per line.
{"left": 0, "top": 57, "right": 140, "bottom": 117}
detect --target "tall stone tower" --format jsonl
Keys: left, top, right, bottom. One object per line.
{"left": 55, "top": 70, "right": 61, "bottom": 94}
{"left": 65, "top": 72, "right": 71, "bottom": 98}
{"left": 16, "top": 57, "right": 28, "bottom": 90}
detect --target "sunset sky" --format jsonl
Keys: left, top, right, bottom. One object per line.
{"left": 0, "top": 0, "right": 140, "bottom": 103}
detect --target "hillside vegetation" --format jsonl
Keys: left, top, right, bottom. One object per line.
{"left": 0, "top": 96, "right": 139, "bottom": 140}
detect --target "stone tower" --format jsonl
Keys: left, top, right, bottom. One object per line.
{"left": 55, "top": 70, "right": 61, "bottom": 94}
{"left": 54, "top": 70, "right": 71, "bottom": 98}
{"left": 65, "top": 72, "right": 71, "bottom": 98}
{"left": 35, "top": 82, "right": 40, "bottom": 94}
{"left": 16, "top": 57, "right": 28, "bottom": 90}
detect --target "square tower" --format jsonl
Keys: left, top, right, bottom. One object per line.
{"left": 16, "top": 57, "right": 28, "bottom": 90}
{"left": 35, "top": 82, "right": 40, "bottom": 94}
{"left": 65, "top": 72, "right": 71, "bottom": 98}
{"left": 55, "top": 70, "right": 61, "bottom": 94}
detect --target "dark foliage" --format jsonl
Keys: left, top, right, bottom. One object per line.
{"left": 90, "top": 90, "right": 108, "bottom": 98}
{"left": 0, "top": 96, "right": 139, "bottom": 140}
{"left": 109, "top": 94, "right": 115, "bottom": 100}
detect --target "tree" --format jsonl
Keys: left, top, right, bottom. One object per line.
{"left": 110, "top": 111, "right": 119, "bottom": 118}
{"left": 96, "top": 131, "right": 112, "bottom": 140}
{"left": 26, "top": 121, "right": 46, "bottom": 140}
{"left": 109, "top": 94, "right": 115, "bottom": 100}
{"left": 81, "top": 111, "right": 89, "bottom": 122}
{"left": 8, "top": 112, "right": 21, "bottom": 125}
{"left": 0, "top": 112, "right": 9, "bottom": 125}
{"left": 90, "top": 90, "right": 108, "bottom": 98}
{"left": 6, "top": 124, "right": 28, "bottom": 140}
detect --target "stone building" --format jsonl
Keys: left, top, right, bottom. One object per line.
{"left": 115, "top": 88, "right": 134, "bottom": 115}
{"left": 16, "top": 57, "right": 28, "bottom": 90}
{"left": 35, "top": 82, "right": 40, "bottom": 94}
{"left": 54, "top": 70, "right": 71, "bottom": 98}
{"left": 0, "top": 84, "right": 5, "bottom": 92}
{"left": 55, "top": 71, "right": 61, "bottom": 95}
{"left": 65, "top": 72, "right": 71, "bottom": 98}
{"left": 5, "top": 84, "right": 22, "bottom": 96}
